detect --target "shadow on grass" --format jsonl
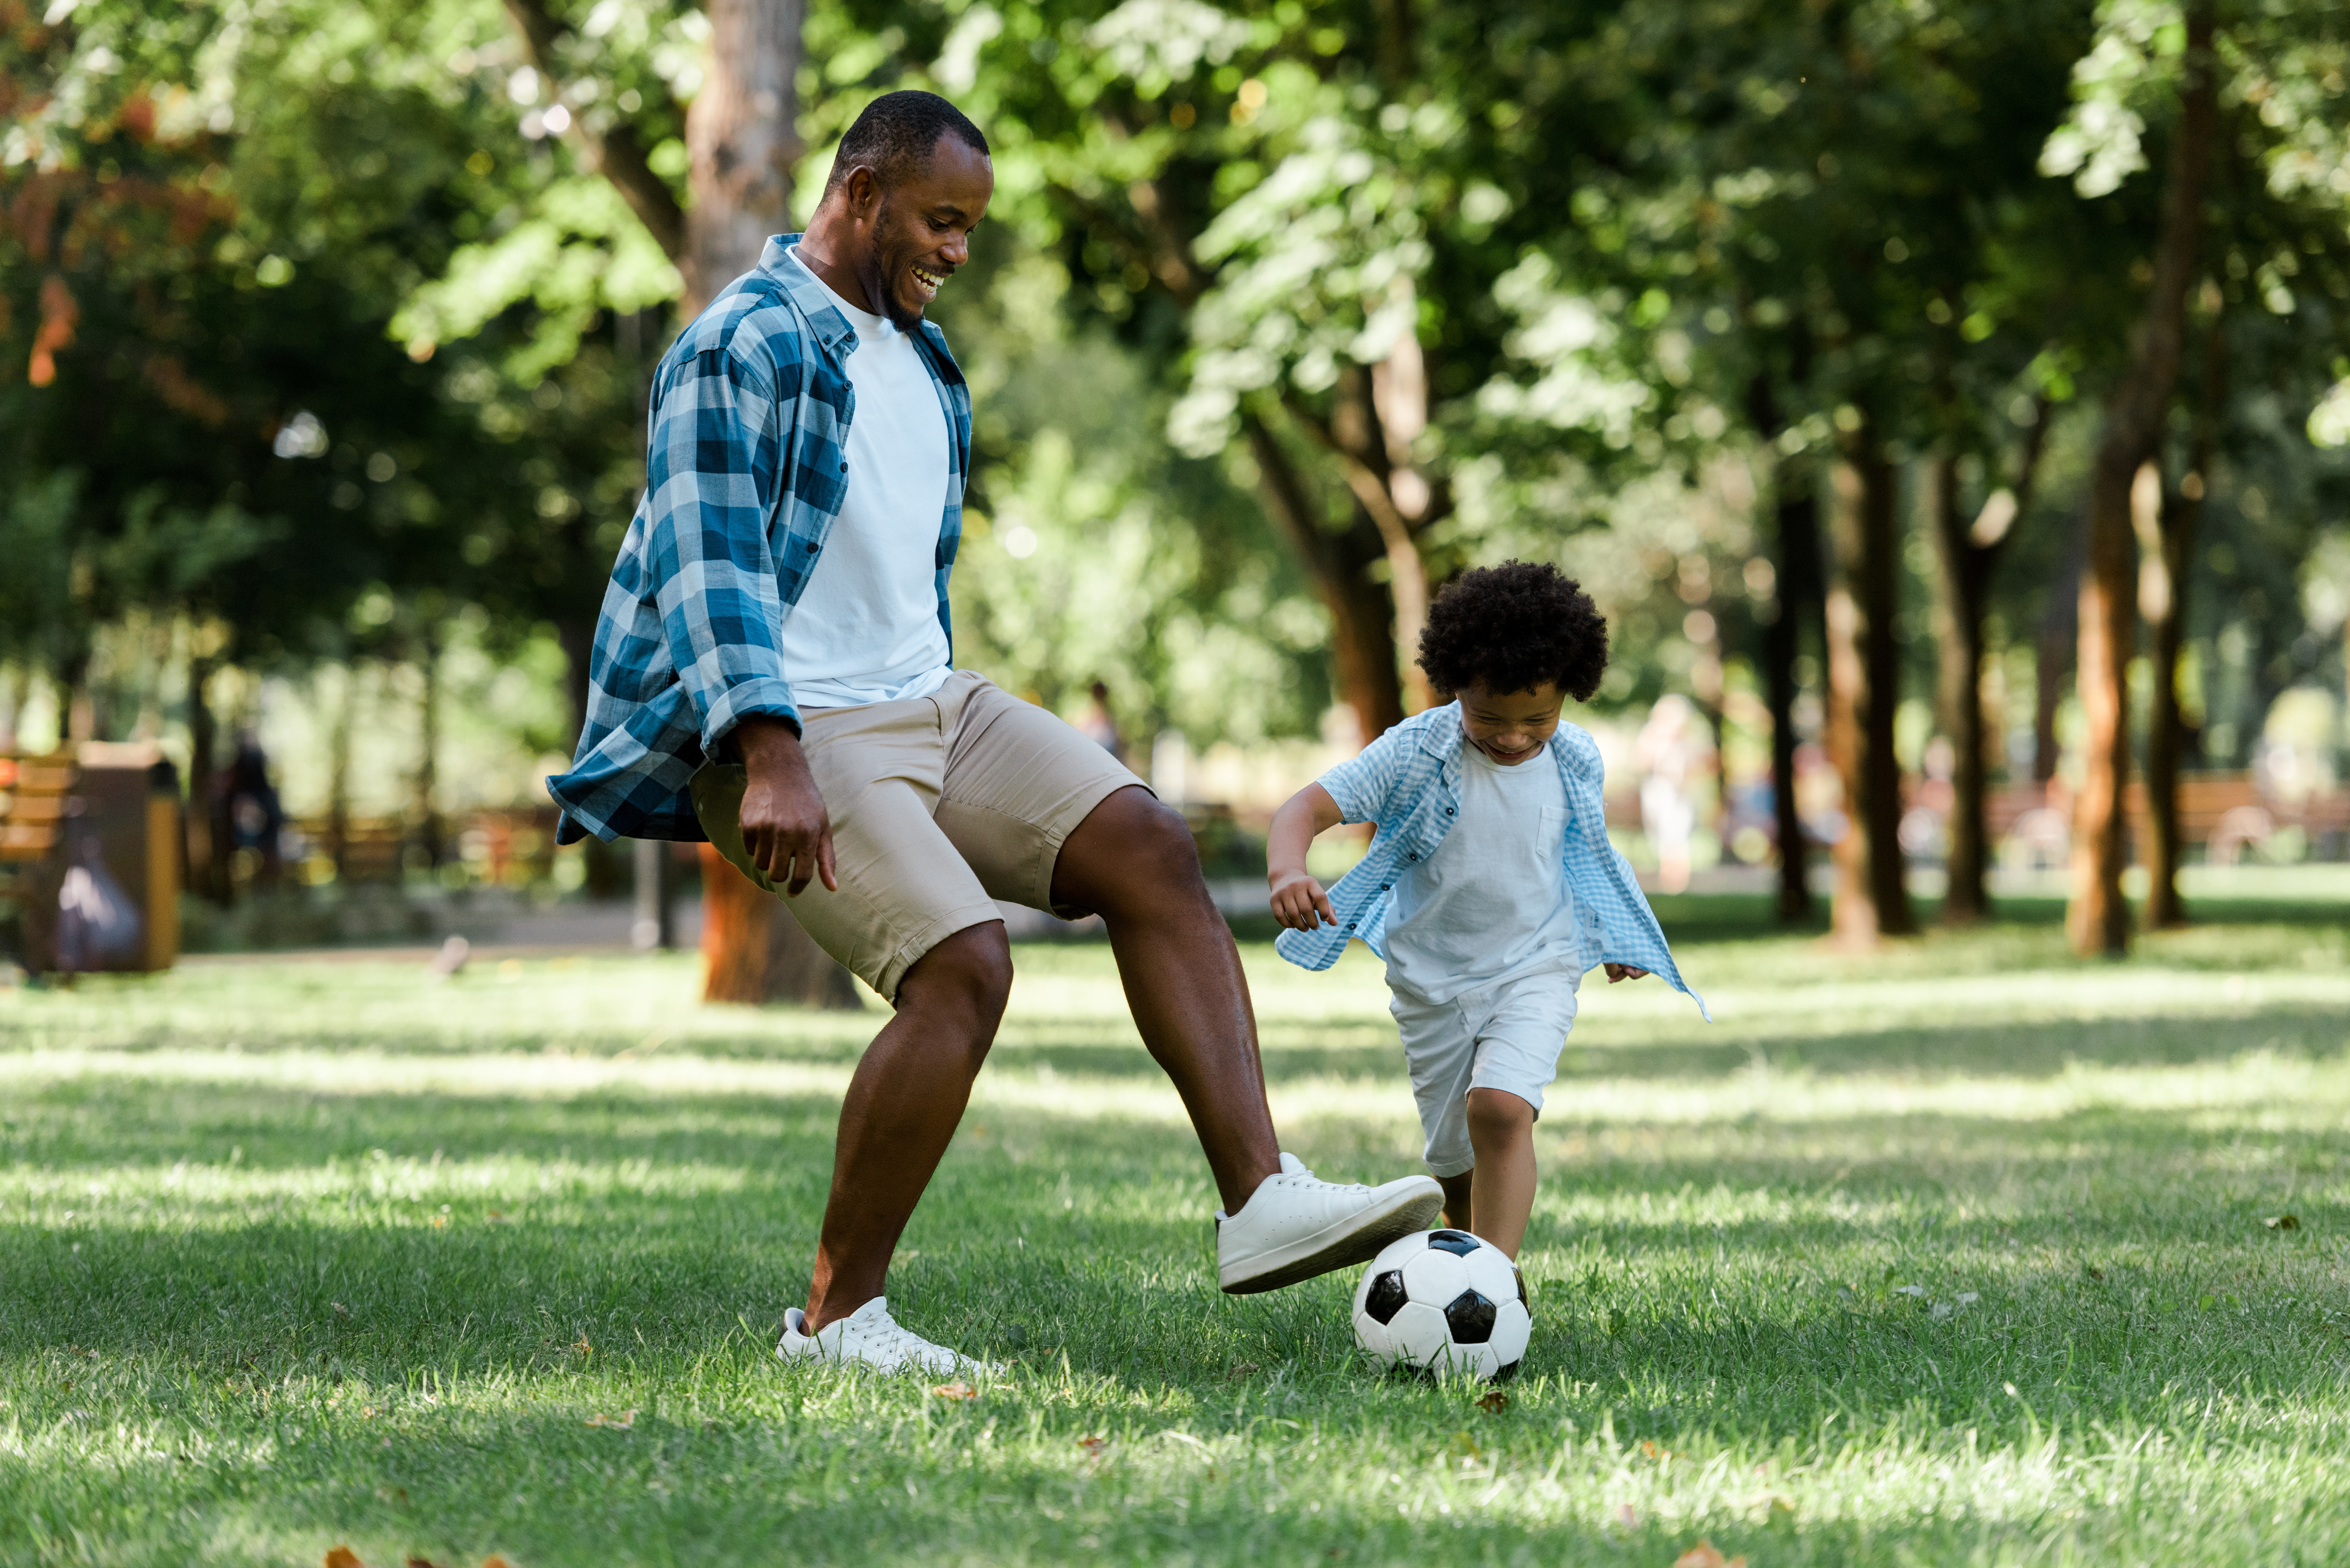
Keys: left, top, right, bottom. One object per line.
{"left": 6, "top": 1071, "right": 2345, "bottom": 1427}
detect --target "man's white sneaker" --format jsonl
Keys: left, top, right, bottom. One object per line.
{"left": 1216, "top": 1152, "right": 1444, "bottom": 1294}
{"left": 776, "top": 1297, "right": 994, "bottom": 1376}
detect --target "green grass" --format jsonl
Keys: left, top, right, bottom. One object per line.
{"left": 4, "top": 914, "right": 2349, "bottom": 1566}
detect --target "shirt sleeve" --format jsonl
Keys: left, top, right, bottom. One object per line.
{"left": 1317, "top": 724, "right": 1410, "bottom": 825}
{"left": 640, "top": 338, "right": 803, "bottom": 750}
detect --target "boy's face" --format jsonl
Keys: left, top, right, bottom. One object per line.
{"left": 1456, "top": 681, "right": 1565, "bottom": 766}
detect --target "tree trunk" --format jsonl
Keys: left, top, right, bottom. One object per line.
{"left": 186, "top": 655, "right": 229, "bottom": 906}
{"left": 1244, "top": 411, "right": 1406, "bottom": 741}
{"left": 1924, "top": 411, "right": 2047, "bottom": 927}
{"left": 2034, "top": 505, "right": 2086, "bottom": 785}
{"left": 2143, "top": 317, "right": 2223, "bottom": 930}
{"left": 326, "top": 663, "right": 355, "bottom": 883}
{"left": 680, "top": 0, "right": 805, "bottom": 313}
{"left": 1761, "top": 483, "right": 1822, "bottom": 923}
{"left": 1824, "top": 437, "right": 1913, "bottom": 946}
{"left": 2068, "top": 0, "right": 2216, "bottom": 958}
{"left": 412, "top": 638, "right": 443, "bottom": 871}
{"left": 1924, "top": 456, "right": 1991, "bottom": 924}
{"left": 699, "top": 845, "right": 864, "bottom": 1008}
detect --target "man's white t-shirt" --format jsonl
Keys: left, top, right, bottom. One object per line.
{"left": 1383, "top": 744, "right": 1590, "bottom": 1005}
{"left": 775, "top": 246, "right": 953, "bottom": 710}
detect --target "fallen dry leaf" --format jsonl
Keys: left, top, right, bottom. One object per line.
{"left": 2265, "top": 1214, "right": 2300, "bottom": 1231}
{"left": 1077, "top": 1434, "right": 1108, "bottom": 1456}
{"left": 481, "top": 1558, "right": 513, "bottom": 1568}
{"left": 1672, "top": 1542, "right": 1747, "bottom": 1568}
{"left": 930, "top": 1380, "right": 978, "bottom": 1400}
{"left": 583, "top": 1409, "right": 637, "bottom": 1429}
{"left": 1477, "top": 1390, "right": 1510, "bottom": 1414}
{"left": 406, "top": 1557, "right": 447, "bottom": 1568}
{"left": 324, "top": 1549, "right": 364, "bottom": 1568}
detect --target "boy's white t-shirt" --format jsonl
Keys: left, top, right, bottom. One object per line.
{"left": 774, "top": 246, "right": 953, "bottom": 710}
{"left": 1382, "top": 744, "right": 1589, "bottom": 1005}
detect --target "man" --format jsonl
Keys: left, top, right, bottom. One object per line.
{"left": 550, "top": 91, "right": 1442, "bottom": 1373}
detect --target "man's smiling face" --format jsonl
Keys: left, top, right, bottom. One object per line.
{"left": 851, "top": 133, "right": 993, "bottom": 332}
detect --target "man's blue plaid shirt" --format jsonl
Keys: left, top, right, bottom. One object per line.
{"left": 1274, "top": 704, "right": 1708, "bottom": 1019}
{"left": 548, "top": 235, "right": 972, "bottom": 844}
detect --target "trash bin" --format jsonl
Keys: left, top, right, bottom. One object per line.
{"left": 1, "top": 742, "right": 182, "bottom": 975}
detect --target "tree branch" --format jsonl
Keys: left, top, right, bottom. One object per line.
{"left": 501, "top": 0, "right": 687, "bottom": 263}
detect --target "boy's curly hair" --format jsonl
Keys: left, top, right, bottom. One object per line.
{"left": 1416, "top": 560, "right": 1609, "bottom": 702}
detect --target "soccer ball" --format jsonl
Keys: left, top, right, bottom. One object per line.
{"left": 1352, "top": 1228, "right": 1531, "bottom": 1380}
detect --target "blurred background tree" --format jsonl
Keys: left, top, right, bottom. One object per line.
{"left": 4, "top": 0, "right": 2347, "bottom": 967}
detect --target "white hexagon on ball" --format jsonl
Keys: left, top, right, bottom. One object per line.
{"left": 1399, "top": 1246, "right": 1470, "bottom": 1306}
{"left": 1488, "top": 1299, "right": 1532, "bottom": 1368}
{"left": 1463, "top": 1244, "right": 1520, "bottom": 1307}
{"left": 1385, "top": 1300, "right": 1453, "bottom": 1369}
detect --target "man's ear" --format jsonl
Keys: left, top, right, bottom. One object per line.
{"left": 841, "top": 165, "right": 880, "bottom": 223}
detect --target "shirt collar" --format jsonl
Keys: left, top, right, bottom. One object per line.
{"left": 1413, "top": 701, "right": 1599, "bottom": 781}
{"left": 758, "top": 233, "right": 860, "bottom": 359}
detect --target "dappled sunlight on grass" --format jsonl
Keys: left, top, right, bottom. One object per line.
{"left": 3, "top": 921, "right": 2349, "bottom": 1563}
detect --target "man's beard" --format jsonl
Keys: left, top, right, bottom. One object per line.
{"left": 857, "top": 197, "right": 926, "bottom": 333}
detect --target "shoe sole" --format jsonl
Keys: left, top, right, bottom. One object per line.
{"left": 1218, "top": 1180, "right": 1445, "bottom": 1294}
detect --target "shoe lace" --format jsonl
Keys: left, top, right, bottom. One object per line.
{"left": 865, "top": 1309, "right": 953, "bottom": 1367}
{"left": 1278, "top": 1161, "right": 1371, "bottom": 1197}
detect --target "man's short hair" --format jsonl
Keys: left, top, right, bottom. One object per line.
{"left": 821, "top": 90, "right": 989, "bottom": 202}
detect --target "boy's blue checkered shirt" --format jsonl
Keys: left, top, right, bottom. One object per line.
{"left": 1274, "top": 704, "right": 1709, "bottom": 1020}
{"left": 547, "top": 234, "right": 971, "bottom": 844}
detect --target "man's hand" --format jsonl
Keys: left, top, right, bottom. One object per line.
{"left": 732, "top": 716, "right": 836, "bottom": 896}
{"left": 1268, "top": 868, "right": 1337, "bottom": 932}
{"left": 1603, "top": 963, "right": 1650, "bottom": 984}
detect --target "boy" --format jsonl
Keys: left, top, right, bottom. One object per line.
{"left": 1266, "top": 561, "right": 1707, "bottom": 1259}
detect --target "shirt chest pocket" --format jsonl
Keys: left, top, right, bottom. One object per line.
{"left": 1534, "top": 804, "right": 1572, "bottom": 868}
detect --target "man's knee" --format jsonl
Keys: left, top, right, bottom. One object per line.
{"left": 1074, "top": 787, "right": 1202, "bottom": 906}
{"left": 900, "top": 922, "right": 1013, "bottom": 1043}
{"left": 1465, "top": 1087, "right": 1535, "bottom": 1142}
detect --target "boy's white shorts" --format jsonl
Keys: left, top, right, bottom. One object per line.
{"left": 1389, "top": 966, "right": 1582, "bottom": 1178}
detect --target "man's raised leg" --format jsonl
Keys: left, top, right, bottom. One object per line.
{"left": 1051, "top": 786, "right": 1442, "bottom": 1291}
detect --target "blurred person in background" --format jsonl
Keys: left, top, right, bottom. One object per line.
{"left": 1636, "top": 694, "right": 1709, "bottom": 894}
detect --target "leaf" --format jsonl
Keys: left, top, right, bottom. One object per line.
{"left": 583, "top": 1409, "right": 637, "bottom": 1429}
{"left": 481, "top": 1559, "right": 513, "bottom": 1568}
{"left": 325, "top": 1550, "right": 365, "bottom": 1568}
{"left": 407, "top": 1558, "right": 448, "bottom": 1568}
{"left": 2264, "top": 1214, "right": 2300, "bottom": 1231}
{"left": 930, "top": 1380, "right": 979, "bottom": 1400}
{"left": 1077, "top": 1434, "right": 1108, "bottom": 1456}
{"left": 1478, "top": 1390, "right": 1510, "bottom": 1413}
{"left": 1673, "top": 1542, "right": 1747, "bottom": 1568}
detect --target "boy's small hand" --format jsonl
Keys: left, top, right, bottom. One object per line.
{"left": 1268, "top": 868, "right": 1337, "bottom": 931}
{"left": 1603, "top": 963, "right": 1650, "bottom": 984}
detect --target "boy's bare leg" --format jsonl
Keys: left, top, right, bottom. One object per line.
{"left": 1463, "top": 1088, "right": 1538, "bottom": 1257}
{"left": 1049, "top": 786, "right": 1281, "bottom": 1213}
{"left": 1437, "top": 1172, "right": 1474, "bottom": 1234}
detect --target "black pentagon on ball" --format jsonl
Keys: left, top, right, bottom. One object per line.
{"left": 1364, "top": 1269, "right": 1408, "bottom": 1325}
{"left": 1444, "top": 1289, "right": 1498, "bottom": 1344}
{"left": 1427, "top": 1229, "right": 1482, "bottom": 1256}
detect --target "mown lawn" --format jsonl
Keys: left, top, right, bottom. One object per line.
{"left": 3, "top": 912, "right": 2348, "bottom": 1566}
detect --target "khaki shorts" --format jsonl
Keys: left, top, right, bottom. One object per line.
{"left": 692, "top": 671, "right": 1146, "bottom": 1002}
